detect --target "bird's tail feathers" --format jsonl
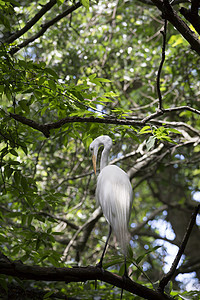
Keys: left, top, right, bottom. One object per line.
{"left": 113, "top": 221, "right": 131, "bottom": 256}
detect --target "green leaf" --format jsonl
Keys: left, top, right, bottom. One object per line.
{"left": 10, "top": 149, "right": 18, "bottom": 156}
{"left": 45, "top": 68, "right": 59, "bottom": 79}
{"left": 1, "top": 147, "right": 8, "bottom": 158}
{"left": 20, "top": 143, "right": 28, "bottom": 155}
{"left": 96, "top": 77, "right": 111, "bottom": 83}
{"left": 11, "top": 245, "right": 21, "bottom": 256}
{"left": 48, "top": 79, "right": 56, "bottom": 91}
{"left": 19, "top": 100, "right": 29, "bottom": 113}
{"left": 21, "top": 214, "right": 27, "bottom": 226}
{"left": 81, "top": 0, "right": 89, "bottom": 10}
{"left": 167, "top": 128, "right": 182, "bottom": 134}
{"left": 52, "top": 232, "right": 64, "bottom": 235}
{"left": 146, "top": 135, "right": 156, "bottom": 151}
{"left": 14, "top": 171, "right": 21, "bottom": 185}
{"left": 139, "top": 126, "right": 152, "bottom": 134}
{"left": 0, "top": 12, "right": 10, "bottom": 30}
{"left": 56, "top": 0, "right": 65, "bottom": 6}
{"left": 136, "top": 246, "right": 161, "bottom": 264}
{"left": 127, "top": 131, "right": 140, "bottom": 143}
{"left": 27, "top": 214, "right": 33, "bottom": 226}
{"left": 9, "top": 160, "right": 20, "bottom": 165}
{"left": 4, "top": 165, "right": 13, "bottom": 179}
{"left": 36, "top": 237, "right": 42, "bottom": 251}
{"left": 43, "top": 291, "right": 54, "bottom": 299}
{"left": 0, "top": 276, "right": 8, "bottom": 293}
{"left": 89, "top": 73, "right": 96, "bottom": 80}
{"left": 103, "top": 92, "right": 118, "bottom": 97}
{"left": 21, "top": 176, "right": 28, "bottom": 191}
{"left": 41, "top": 106, "right": 48, "bottom": 116}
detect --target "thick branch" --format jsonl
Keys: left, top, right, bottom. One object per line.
{"left": 9, "top": 113, "right": 143, "bottom": 137}
{"left": 75, "top": 207, "right": 103, "bottom": 252}
{"left": 158, "top": 204, "right": 200, "bottom": 293}
{"left": 151, "top": 0, "right": 200, "bottom": 56}
{"left": 127, "top": 143, "right": 165, "bottom": 180}
{"left": 0, "top": 252, "right": 173, "bottom": 300}
{"left": 180, "top": 0, "right": 200, "bottom": 35}
{"left": 9, "top": 2, "right": 82, "bottom": 55}
{"left": 5, "top": 0, "right": 57, "bottom": 44}
{"left": 9, "top": 105, "right": 200, "bottom": 137}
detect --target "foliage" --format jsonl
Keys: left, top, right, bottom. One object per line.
{"left": 0, "top": 0, "right": 200, "bottom": 299}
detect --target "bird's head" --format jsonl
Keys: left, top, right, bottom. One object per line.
{"left": 89, "top": 135, "right": 112, "bottom": 175}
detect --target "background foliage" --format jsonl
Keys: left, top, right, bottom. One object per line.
{"left": 0, "top": 0, "right": 200, "bottom": 299}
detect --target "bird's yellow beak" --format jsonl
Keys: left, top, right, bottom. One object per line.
{"left": 92, "top": 154, "right": 97, "bottom": 175}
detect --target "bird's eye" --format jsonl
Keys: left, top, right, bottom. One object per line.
{"left": 90, "top": 147, "right": 93, "bottom": 152}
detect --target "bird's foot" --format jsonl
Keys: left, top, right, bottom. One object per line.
{"left": 96, "top": 260, "right": 102, "bottom": 269}
{"left": 123, "top": 267, "right": 129, "bottom": 279}
{"left": 96, "top": 260, "right": 104, "bottom": 273}
{"left": 120, "top": 269, "right": 129, "bottom": 299}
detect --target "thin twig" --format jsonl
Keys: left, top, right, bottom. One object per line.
{"left": 158, "top": 204, "right": 200, "bottom": 293}
{"left": 38, "top": 212, "right": 79, "bottom": 230}
{"left": 62, "top": 207, "right": 102, "bottom": 260}
{"left": 157, "top": 19, "right": 167, "bottom": 111}
{"left": 131, "top": 205, "right": 168, "bottom": 235}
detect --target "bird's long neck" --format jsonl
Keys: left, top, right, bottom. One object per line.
{"left": 100, "top": 146, "right": 110, "bottom": 171}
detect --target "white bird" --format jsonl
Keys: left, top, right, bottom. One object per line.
{"left": 89, "top": 135, "right": 133, "bottom": 273}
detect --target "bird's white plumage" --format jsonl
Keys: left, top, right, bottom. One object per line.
{"left": 90, "top": 135, "right": 133, "bottom": 255}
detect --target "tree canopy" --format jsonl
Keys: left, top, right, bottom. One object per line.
{"left": 0, "top": 0, "right": 200, "bottom": 299}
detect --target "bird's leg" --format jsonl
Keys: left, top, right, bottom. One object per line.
{"left": 96, "top": 225, "right": 112, "bottom": 269}
{"left": 120, "top": 256, "right": 129, "bottom": 300}
{"left": 123, "top": 256, "right": 128, "bottom": 278}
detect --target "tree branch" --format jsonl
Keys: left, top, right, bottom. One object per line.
{"left": 38, "top": 211, "right": 79, "bottom": 230}
{"left": 131, "top": 205, "right": 168, "bottom": 235}
{"left": 180, "top": 0, "right": 200, "bottom": 35}
{"left": 149, "top": 120, "right": 200, "bottom": 136}
{"left": 158, "top": 204, "right": 200, "bottom": 293}
{"left": 9, "top": 2, "right": 82, "bottom": 55}
{"left": 0, "top": 252, "right": 173, "bottom": 300}
{"left": 141, "top": 105, "right": 200, "bottom": 123}
{"left": 62, "top": 207, "right": 102, "bottom": 260}
{"left": 9, "top": 104, "right": 200, "bottom": 137}
{"left": 127, "top": 143, "right": 165, "bottom": 180}
{"left": 151, "top": 0, "right": 200, "bottom": 56}
{"left": 4, "top": 0, "right": 57, "bottom": 44}
{"left": 157, "top": 19, "right": 167, "bottom": 111}
{"left": 137, "top": 231, "right": 178, "bottom": 246}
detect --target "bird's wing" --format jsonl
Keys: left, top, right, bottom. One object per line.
{"left": 96, "top": 165, "right": 133, "bottom": 254}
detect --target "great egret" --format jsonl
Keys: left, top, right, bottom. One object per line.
{"left": 89, "top": 135, "right": 133, "bottom": 273}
